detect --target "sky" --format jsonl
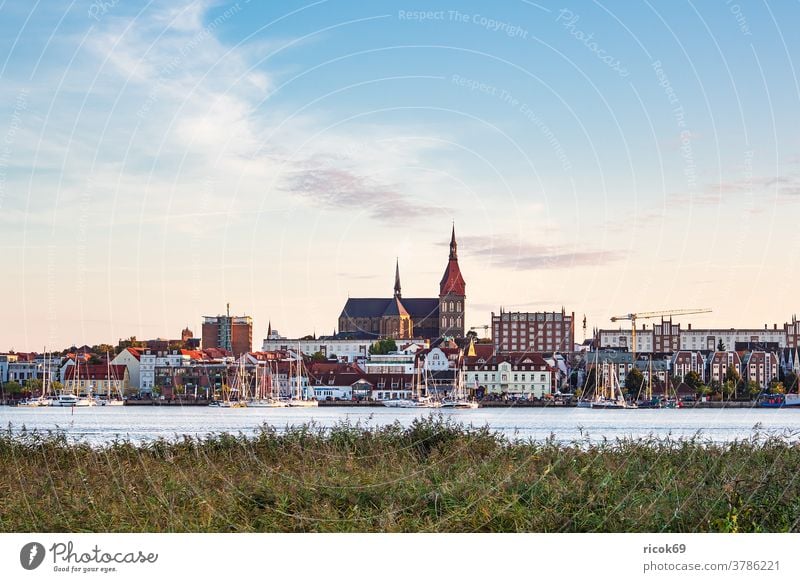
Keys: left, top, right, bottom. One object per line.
{"left": 1, "top": 0, "right": 799, "bottom": 351}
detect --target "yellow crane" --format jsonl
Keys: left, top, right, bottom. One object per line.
{"left": 609, "top": 308, "right": 712, "bottom": 362}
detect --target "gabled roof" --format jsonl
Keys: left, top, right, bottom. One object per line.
{"left": 382, "top": 296, "right": 409, "bottom": 317}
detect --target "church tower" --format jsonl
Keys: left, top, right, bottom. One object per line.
{"left": 438, "top": 225, "right": 466, "bottom": 338}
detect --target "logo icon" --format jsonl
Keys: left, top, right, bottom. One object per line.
{"left": 20, "top": 542, "right": 46, "bottom": 570}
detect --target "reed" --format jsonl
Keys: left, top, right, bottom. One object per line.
{"left": 1, "top": 417, "right": 799, "bottom": 532}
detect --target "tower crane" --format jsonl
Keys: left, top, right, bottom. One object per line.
{"left": 609, "top": 308, "right": 712, "bottom": 363}
{"left": 469, "top": 325, "right": 490, "bottom": 339}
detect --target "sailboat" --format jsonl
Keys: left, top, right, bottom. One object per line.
{"left": 441, "top": 358, "right": 478, "bottom": 409}
{"left": 102, "top": 352, "right": 125, "bottom": 406}
{"left": 249, "top": 360, "right": 288, "bottom": 407}
{"left": 18, "top": 349, "right": 53, "bottom": 407}
{"left": 52, "top": 355, "right": 96, "bottom": 407}
{"left": 383, "top": 364, "right": 440, "bottom": 408}
{"left": 288, "top": 349, "right": 318, "bottom": 407}
{"left": 218, "top": 358, "right": 248, "bottom": 408}
{"left": 591, "top": 361, "right": 636, "bottom": 409}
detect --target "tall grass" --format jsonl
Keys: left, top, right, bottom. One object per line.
{"left": 1, "top": 417, "right": 799, "bottom": 532}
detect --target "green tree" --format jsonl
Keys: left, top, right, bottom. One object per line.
{"left": 24, "top": 378, "right": 43, "bottom": 395}
{"left": 465, "top": 330, "right": 478, "bottom": 342}
{"left": 88, "top": 354, "right": 102, "bottom": 365}
{"left": 684, "top": 371, "right": 702, "bottom": 391}
{"left": 769, "top": 379, "right": 785, "bottom": 394}
{"left": 2, "top": 380, "right": 23, "bottom": 401}
{"left": 300, "top": 335, "right": 315, "bottom": 341}
{"left": 369, "top": 339, "right": 398, "bottom": 355}
{"left": 624, "top": 367, "right": 645, "bottom": 399}
{"left": 722, "top": 380, "right": 737, "bottom": 400}
{"left": 717, "top": 339, "right": 726, "bottom": 351}
{"left": 310, "top": 351, "right": 327, "bottom": 362}
{"left": 747, "top": 380, "right": 761, "bottom": 398}
{"left": 50, "top": 381, "right": 63, "bottom": 393}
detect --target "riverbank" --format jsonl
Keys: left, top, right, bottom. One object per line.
{"left": 1, "top": 417, "right": 798, "bottom": 533}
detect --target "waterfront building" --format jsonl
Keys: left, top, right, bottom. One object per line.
{"left": 707, "top": 351, "right": 742, "bottom": 384}
{"left": 63, "top": 364, "right": 129, "bottom": 396}
{"left": 742, "top": 351, "right": 779, "bottom": 390}
{"left": 202, "top": 304, "right": 253, "bottom": 355}
{"left": 463, "top": 344, "right": 554, "bottom": 398}
{"left": 671, "top": 351, "right": 707, "bottom": 384}
{"left": 598, "top": 319, "right": 795, "bottom": 354}
{"left": 260, "top": 336, "right": 395, "bottom": 363}
{"left": 492, "top": 308, "right": 575, "bottom": 353}
{"left": 337, "top": 227, "right": 466, "bottom": 340}
{"left": 111, "top": 348, "right": 142, "bottom": 390}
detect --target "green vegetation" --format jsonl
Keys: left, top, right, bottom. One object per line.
{"left": 369, "top": 338, "right": 398, "bottom": 355}
{"left": 1, "top": 417, "right": 799, "bottom": 533}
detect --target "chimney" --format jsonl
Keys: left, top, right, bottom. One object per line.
{"left": 688, "top": 323, "right": 692, "bottom": 330}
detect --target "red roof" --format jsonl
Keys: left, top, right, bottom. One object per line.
{"left": 439, "top": 227, "right": 465, "bottom": 296}
{"left": 64, "top": 364, "right": 127, "bottom": 381}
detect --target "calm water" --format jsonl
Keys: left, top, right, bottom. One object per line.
{"left": 2, "top": 405, "right": 800, "bottom": 445}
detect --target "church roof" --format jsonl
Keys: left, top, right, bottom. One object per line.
{"left": 340, "top": 297, "right": 439, "bottom": 320}
{"left": 439, "top": 226, "right": 465, "bottom": 296}
{"left": 383, "top": 296, "right": 409, "bottom": 317}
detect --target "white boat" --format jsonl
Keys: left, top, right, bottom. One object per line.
{"left": 288, "top": 345, "right": 318, "bottom": 407}
{"left": 51, "top": 394, "right": 79, "bottom": 407}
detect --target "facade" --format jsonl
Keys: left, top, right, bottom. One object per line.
{"left": 111, "top": 348, "right": 142, "bottom": 389}
{"left": 463, "top": 347, "right": 554, "bottom": 398}
{"left": 598, "top": 319, "right": 795, "bottom": 354}
{"left": 492, "top": 309, "right": 575, "bottom": 353}
{"left": 63, "top": 364, "right": 129, "bottom": 396}
{"left": 337, "top": 227, "right": 466, "bottom": 340}
{"left": 707, "top": 351, "right": 742, "bottom": 384}
{"left": 202, "top": 306, "right": 253, "bottom": 355}
{"left": 742, "top": 351, "right": 779, "bottom": 389}
{"left": 671, "top": 351, "right": 706, "bottom": 383}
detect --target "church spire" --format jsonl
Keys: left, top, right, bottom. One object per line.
{"left": 449, "top": 223, "right": 458, "bottom": 260}
{"left": 394, "top": 258, "right": 401, "bottom": 298}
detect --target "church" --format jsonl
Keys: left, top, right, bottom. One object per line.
{"left": 337, "top": 227, "right": 466, "bottom": 340}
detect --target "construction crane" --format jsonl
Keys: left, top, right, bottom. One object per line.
{"left": 609, "top": 308, "right": 712, "bottom": 362}
{"left": 469, "top": 325, "right": 490, "bottom": 339}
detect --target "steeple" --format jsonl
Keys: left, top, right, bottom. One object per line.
{"left": 267, "top": 321, "right": 272, "bottom": 337}
{"left": 440, "top": 225, "right": 465, "bottom": 296}
{"left": 449, "top": 223, "right": 458, "bottom": 260}
{"left": 394, "top": 258, "right": 401, "bottom": 298}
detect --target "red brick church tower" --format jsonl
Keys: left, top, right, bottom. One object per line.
{"left": 439, "top": 225, "right": 466, "bottom": 338}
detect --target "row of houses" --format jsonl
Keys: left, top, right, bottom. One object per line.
{"left": 579, "top": 347, "right": 800, "bottom": 391}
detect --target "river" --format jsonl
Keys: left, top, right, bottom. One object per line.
{"left": 2, "top": 405, "right": 800, "bottom": 445}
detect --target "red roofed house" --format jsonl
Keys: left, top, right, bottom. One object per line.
{"left": 63, "top": 363, "right": 129, "bottom": 397}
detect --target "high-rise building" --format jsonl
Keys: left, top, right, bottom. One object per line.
{"left": 202, "top": 304, "right": 252, "bottom": 355}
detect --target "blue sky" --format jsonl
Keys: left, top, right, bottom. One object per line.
{"left": 1, "top": 0, "right": 799, "bottom": 350}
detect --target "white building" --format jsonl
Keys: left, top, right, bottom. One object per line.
{"left": 111, "top": 348, "right": 142, "bottom": 389}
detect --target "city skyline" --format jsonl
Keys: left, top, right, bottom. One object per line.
{"left": 2, "top": 1, "right": 800, "bottom": 351}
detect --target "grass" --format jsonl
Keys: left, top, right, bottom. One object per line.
{"left": 1, "top": 416, "right": 799, "bottom": 532}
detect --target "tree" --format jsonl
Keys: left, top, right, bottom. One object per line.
{"left": 369, "top": 339, "right": 398, "bottom": 355}
{"left": 24, "top": 378, "right": 43, "bottom": 395}
{"left": 300, "top": 335, "right": 315, "bottom": 341}
{"left": 624, "top": 367, "right": 645, "bottom": 399}
{"left": 747, "top": 380, "right": 762, "bottom": 399}
{"left": 50, "top": 381, "right": 63, "bottom": 393}
{"left": 722, "top": 380, "right": 737, "bottom": 400}
{"left": 466, "top": 330, "right": 478, "bottom": 342}
{"left": 784, "top": 371, "right": 798, "bottom": 394}
{"left": 88, "top": 354, "right": 102, "bottom": 365}
{"left": 724, "top": 364, "right": 743, "bottom": 399}
{"left": 94, "top": 344, "right": 115, "bottom": 357}
{"left": 684, "top": 371, "right": 702, "bottom": 391}
{"left": 310, "top": 351, "right": 327, "bottom": 362}
{"left": 769, "top": 379, "right": 785, "bottom": 394}
{"left": 2, "top": 380, "right": 23, "bottom": 400}
{"left": 717, "top": 339, "right": 726, "bottom": 351}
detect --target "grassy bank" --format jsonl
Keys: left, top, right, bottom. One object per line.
{"left": 1, "top": 417, "right": 799, "bottom": 532}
